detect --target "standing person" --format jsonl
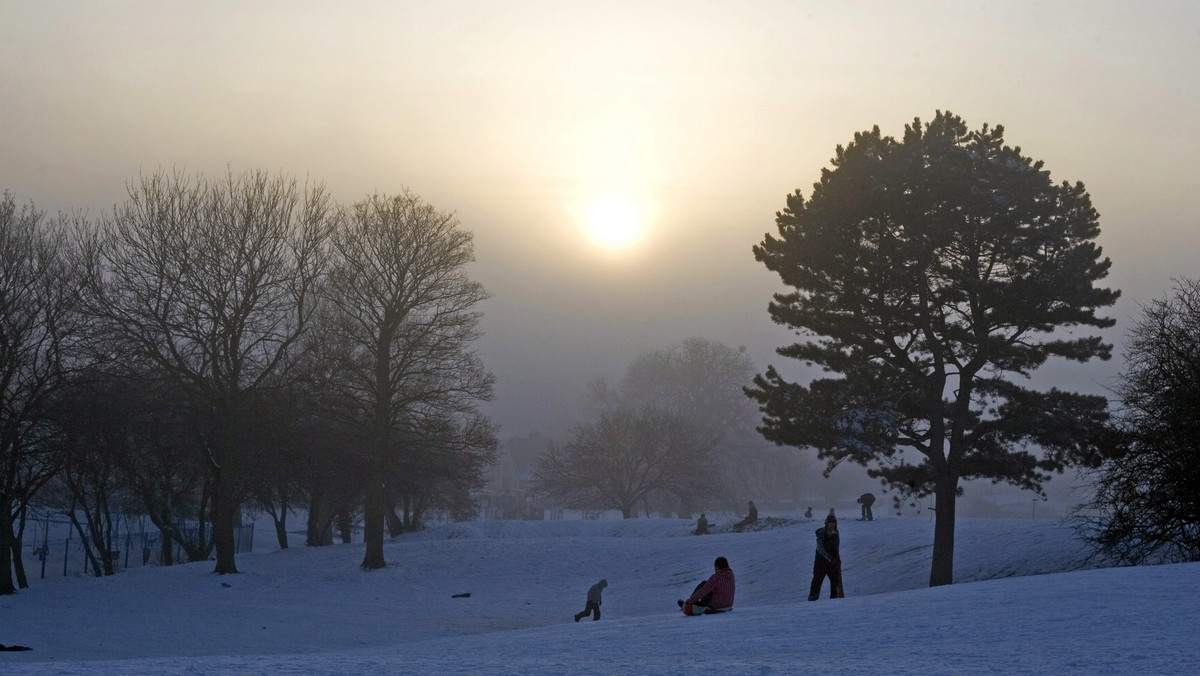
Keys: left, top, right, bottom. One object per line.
{"left": 574, "top": 579, "right": 607, "bottom": 622}
{"left": 808, "top": 510, "right": 843, "bottom": 601}
{"left": 857, "top": 492, "right": 876, "bottom": 521}
{"left": 694, "top": 513, "right": 709, "bottom": 535}
{"left": 678, "top": 556, "right": 735, "bottom": 615}
{"left": 732, "top": 500, "right": 758, "bottom": 531}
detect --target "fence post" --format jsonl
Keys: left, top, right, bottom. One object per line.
{"left": 63, "top": 528, "right": 70, "bottom": 577}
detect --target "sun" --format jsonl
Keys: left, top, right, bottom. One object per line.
{"left": 585, "top": 197, "right": 643, "bottom": 249}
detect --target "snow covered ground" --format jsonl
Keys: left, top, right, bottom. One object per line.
{"left": 2, "top": 515, "right": 1197, "bottom": 675}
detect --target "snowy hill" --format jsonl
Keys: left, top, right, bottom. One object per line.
{"left": 2, "top": 516, "right": 1197, "bottom": 675}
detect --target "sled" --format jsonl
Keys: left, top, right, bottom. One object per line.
{"left": 835, "top": 557, "right": 845, "bottom": 598}
{"left": 683, "top": 603, "right": 731, "bottom": 616}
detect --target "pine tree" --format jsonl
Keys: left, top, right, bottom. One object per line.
{"left": 748, "top": 112, "right": 1119, "bottom": 586}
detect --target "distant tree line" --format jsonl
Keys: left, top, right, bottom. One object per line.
{"left": 0, "top": 171, "right": 496, "bottom": 594}
{"left": 533, "top": 337, "right": 813, "bottom": 518}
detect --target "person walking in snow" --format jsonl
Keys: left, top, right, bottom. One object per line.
{"left": 574, "top": 579, "right": 607, "bottom": 621}
{"left": 678, "top": 556, "right": 735, "bottom": 615}
{"left": 808, "top": 510, "right": 843, "bottom": 601}
{"left": 857, "top": 492, "right": 876, "bottom": 521}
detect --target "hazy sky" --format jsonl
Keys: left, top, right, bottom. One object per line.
{"left": 3, "top": 1, "right": 1198, "bottom": 439}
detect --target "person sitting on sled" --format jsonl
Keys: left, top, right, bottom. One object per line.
{"left": 809, "top": 509, "right": 843, "bottom": 600}
{"left": 678, "top": 556, "right": 735, "bottom": 615}
{"left": 731, "top": 500, "right": 758, "bottom": 532}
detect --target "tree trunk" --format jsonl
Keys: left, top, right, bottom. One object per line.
{"left": 361, "top": 432, "right": 387, "bottom": 568}
{"left": 272, "top": 504, "right": 289, "bottom": 550}
{"left": 336, "top": 509, "right": 353, "bottom": 544}
{"left": 100, "top": 501, "right": 116, "bottom": 576}
{"left": 0, "top": 485, "right": 16, "bottom": 595}
{"left": 67, "top": 510, "right": 105, "bottom": 578}
{"left": 307, "top": 491, "right": 335, "bottom": 546}
{"left": 0, "top": 503, "right": 14, "bottom": 594}
{"left": 386, "top": 505, "right": 404, "bottom": 537}
{"left": 13, "top": 503, "right": 29, "bottom": 588}
{"left": 211, "top": 470, "right": 239, "bottom": 574}
{"left": 11, "top": 538, "right": 28, "bottom": 588}
{"left": 211, "top": 502, "right": 237, "bottom": 573}
{"left": 399, "top": 494, "right": 416, "bottom": 531}
{"left": 929, "top": 472, "right": 958, "bottom": 587}
{"left": 160, "top": 532, "right": 174, "bottom": 566}
{"left": 361, "top": 471, "right": 385, "bottom": 569}
{"left": 362, "top": 334, "right": 391, "bottom": 570}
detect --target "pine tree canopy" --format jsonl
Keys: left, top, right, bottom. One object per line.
{"left": 748, "top": 110, "right": 1120, "bottom": 499}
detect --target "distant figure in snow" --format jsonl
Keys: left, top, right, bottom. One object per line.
{"left": 694, "top": 513, "right": 709, "bottom": 535}
{"left": 677, "top": 556, "right": 735, "bottom": 615}
{"left": 732, "top": 500, "right": 758, "bottom": 532}
{"left": 804, "top": 506, "right": 813, "bottom": 519}
{"left": 857, "top": 492, "right": 876, "bottom": 521}
{"left": 574, "top": 579, "right": 607, "bottom": 622}
{"left": 809, "top": 510, "right": 843, "bottom": 601}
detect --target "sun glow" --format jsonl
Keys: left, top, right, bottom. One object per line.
{"left": 585, "top": 197, "right": 644, "bottom": 249}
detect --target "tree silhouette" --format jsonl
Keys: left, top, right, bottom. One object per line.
{"left": 1080, "top": 278, "right": 1200, "bottom": 564}
{"left": 0, "top": 194, "right": 85, "bottom": 594}
{"left": 319, "top": 191, "right": 493, "bottom": 570}
{"left": 748, "top": 112, "right": 1119, "bottom": 586}
{"left": 78, "top": 169, "right": 337, "bottom": 574}
{"left": 533, "top": 407, "right": 718, "bottom": 518}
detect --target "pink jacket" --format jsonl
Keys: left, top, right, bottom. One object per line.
{"left": 687, "top": 567, "right": 735, "bottom": 610}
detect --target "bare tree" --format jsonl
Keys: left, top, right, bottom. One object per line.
{"left": 116, "top": 385, "right": 215, "bottom": 564}
{"left": 596, "top": 338, "right": 811, "bottom": 512}
{"left": 619, "top": 338, "right": 760, "bottom": 433}
{"left": 0, "top": 194, "right": 86, "bottom": 595}
{"left": 1078, "top": 278, "right": 1200, "bottom": 564}
{"left": 77, "top": 169, "right": 336, "bottom": 574}
{"left": 386, "top": 413, "right": 497, "bottom": 533}
{"left": 533, "top": 407, "right": 719, "bottom": 518}
{"left": 320, "top": 191, "right": 493, "bottom": 570}
{"left": 48, "top": 373, "right": 130, "bottom": 577}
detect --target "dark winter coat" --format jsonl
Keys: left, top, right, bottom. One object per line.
{"left": 814, "top": 526, "right": 840, "bottom": 563}
{"left": 587, "top": 579, "right": 607, "bottom": 604}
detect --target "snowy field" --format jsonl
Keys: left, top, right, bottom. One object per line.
{"left": 2, "top": 515, "right": 1197, "bottom": 675}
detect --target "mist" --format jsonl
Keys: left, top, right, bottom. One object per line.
{"left": 3, "top": 1, "right": 1198, "bottom": 535}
